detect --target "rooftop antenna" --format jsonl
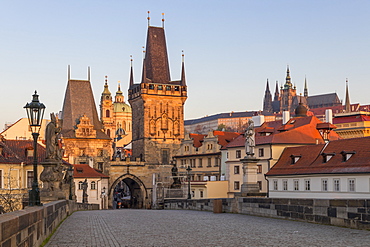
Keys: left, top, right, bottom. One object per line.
{"left": 147, "top": 11, "right": 150, "bottom": 26}
{"left": 162, "top": 13, "right": 165, "bottom": 28}
{"left": 68, "top": 65, "right": 71, "bottom": 81}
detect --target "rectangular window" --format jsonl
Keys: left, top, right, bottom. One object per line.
{"left": 273, "top": 180, "right": 278, "bottom": 190}
{"left": 27, "top": 171, "right": 33, "bottom": 188}
{"left": 283, "top": 179, "right": 288, "bottom": 191}
{"left": 236, "top": 150, "right": 241, "bottom": 159}
{"left": 198, "top": 158, "right": 203, "bottom": 167}
{"left": 161, "top": 149, "right": 169, "bottom": 165}
{"left": 322, "top": 179, "right": 328, "bottom": 191}
{"left": 234, "top": 181, "right": 240, "bottom": 190}
{"left": 191, "top": 159, "right": 196, "bottom": 168}
{"left": 200, "top": 191, "right": 204, "bottom": 198}
{"left": 257, "top": 181, "right": 262, "bottom": 190}
{"left": 207, "top": 158, "right": 212, "bottom": 167}
{"left": 334, "top": 178, "right": 340, "bottom": 192}
{"left": 226, "top": 152, "right": 229, "bottom": 159}
{"left": 214, "top": 158, "right": 219, "bottom": 167}
{"left": 305, "top": 179, "right": 310, "bottom": 191}
{"left": 97, "top": 149, "right": 104, "bottom": 157}
{"left": 0, "top": 170, "right": 2, "bottom": 188}
{"left": 258, "top": 148, "right": 264, "bottom": 157}
{"left": 257, "top": 164, "right": 262, "bottom": 174}
{"left": 98, "top": 162, "right": 103, "bottom": 171}
{"left": 234, "top": 166, "right": 240, "bottom": 174}
{"left": 294, "top": 179, "right": 299, "bottom": 191}
{"left": 348, "top": 178, "right": 355, "bottom": 192}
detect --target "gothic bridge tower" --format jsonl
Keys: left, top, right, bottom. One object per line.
{"left": 128, "top": 24, "right": 187, "bottom": 165}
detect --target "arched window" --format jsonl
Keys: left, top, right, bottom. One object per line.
{"left": 91, "top": 181, "right": 96, "bottom": 190}
{"left": 78, "top": 181, "right": 83, "bottom": 190}
{"left": 106, "top": 109, "right": 110, "bottom": 118}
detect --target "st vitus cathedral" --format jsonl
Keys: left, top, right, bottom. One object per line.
{"left": 263, "top": 66, "right": 341, "bottom": 113}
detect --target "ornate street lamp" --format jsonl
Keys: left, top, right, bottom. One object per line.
{"left": 67, "top": 165, "right": 74, "bottom": 200}
{"left": 24, "top": 91, "right": 46, "bottom": 206}
{"left": 186, "top": 165, "right": 192, "bottom": 199}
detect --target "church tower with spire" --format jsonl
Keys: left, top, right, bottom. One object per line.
{"left": 263, "top": 79, "right": 273, "bottom": 112}
{"left": 128, "top": 24, "right": 187, "bottom": 165}
{"left": 100, "top": 76, "right": 114, "bottom": 138}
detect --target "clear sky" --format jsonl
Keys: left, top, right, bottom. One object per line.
{"left": 1, "top": 1, "right": 370, "bottom": 130}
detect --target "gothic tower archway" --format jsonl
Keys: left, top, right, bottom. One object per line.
{"left": 109, "top": 173, "right": 149, "bottom": 209}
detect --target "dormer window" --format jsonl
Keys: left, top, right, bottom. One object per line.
{"left": 322, "top": 153, "right": 335, "bottom": 163}
{"left": 76, "top": 168, "right": 83, "bottom": 173}
{"left": 26, "top": 148, "right": 34, "bottom": 157}
{"left": 290, "top": 155, "right": 301, "bottom": 164}
{"left": 341, "top": 151, "right": 355, "bottom": 162}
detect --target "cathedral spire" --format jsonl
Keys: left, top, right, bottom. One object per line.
{"left": 345, "top": 78, "right": 351, "bottom": 113}
{"left": 180, "top": 51, "right": 186, "bottom": 86}
{"left": 304, "top": 76, "right": 308, "bottom": 97}
{"left": 274, "top": 80, "right": 279, "bottom": 101}
{"left": 263, "top": 79, "right": 273, "bottom": 112}
{"left": 129, "top": 55, "right": 134, "bottom": 87}
{"left": 284, "top": 65, "right": 292, "bottom": 89}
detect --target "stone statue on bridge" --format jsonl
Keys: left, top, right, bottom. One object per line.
{"left": 244, "top": 119, "right": 255, "bottom": 158}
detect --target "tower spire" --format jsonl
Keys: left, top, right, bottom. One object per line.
{"left": 284, "top": 65, "right": 292, "bottom": 89}
{"left": 88, "top": 66, "right": 91, "bottom": 81}
{"left": 129, "top": 55, "right": 134, "bottom": 87}
{"left": 180, "top": 50, "right": 186, "bottom": 86}
{"left": 304, "top": 76, "right": 308, "bottom": 97}
{"left": 274, "top": 80, "right": 279, "bottom": 101}
{"left": 345, "top": 78, "right": 351, "bottom": 113}
{"left": 162, "top": 13, "right": 165, "bottom": 28}
{"left": 263, "top": 78, "right": 273, "bottom": 112}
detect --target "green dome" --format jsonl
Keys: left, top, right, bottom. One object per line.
{"left": 114, "top": 102, "right": 132, "bottom": 113}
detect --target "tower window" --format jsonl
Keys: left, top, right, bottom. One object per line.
{"left": 149, "top": 84, "right": 154, "bottom": 90}
{"left": 106, "top": 110, "right": 110, "bottom": 118}
{"left": 158, "top": 85, "right": 163, "bottom": 90}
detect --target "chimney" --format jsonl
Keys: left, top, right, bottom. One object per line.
{"left": 325, "top": 109, "right": 333, "bottom": 124}
{"left": 252, "top": 115, "right": 265, "bottom": 127}
{"left": 282, "top": 111, "right": 290, "bottom": 125}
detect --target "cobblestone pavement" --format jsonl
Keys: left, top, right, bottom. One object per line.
{"left": 46, "top": 209, "right": 370, "bottom": 247}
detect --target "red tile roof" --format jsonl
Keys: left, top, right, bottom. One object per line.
{"left": 0, "top": 139, "right": 46, "bottom": 164}
{"left": 266, "top": 136, "right": 370, "bottom": 176}
{"left": 333, "top": 114, "right": 370, "bottom": 124}
{"left": 73, "top": 164, "right": 109, "bottom": 178}
{"left": 222, "top": 115, "right": 341, "bottom": 149}
{"left": 189, "top": 131, "right": 239, "bottom": 148}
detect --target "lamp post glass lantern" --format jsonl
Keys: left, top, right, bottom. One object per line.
{"left": 186, "top": 165, "right": 192, "bottom": 199}
{"left": 24, "top": 91, "right": 46, "bottom": 206}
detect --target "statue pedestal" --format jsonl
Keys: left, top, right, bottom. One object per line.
{"left": 240, "top": 156, "right": 262, "bottom": 196}
{"left": 40, "top": 160, "right": 68, "bottom": 203}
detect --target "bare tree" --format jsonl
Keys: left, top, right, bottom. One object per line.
{"left": 0, "top": 166, "right": 26, "bottom": 213}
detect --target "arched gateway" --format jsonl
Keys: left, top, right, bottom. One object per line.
{"left": 109, "top": 173, "right": 148, "bottom": 209}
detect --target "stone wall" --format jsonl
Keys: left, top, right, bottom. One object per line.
{"left": 0, "top": 200, "right": 99, "bottom": 247}
{"left": 164, "top": 197, "right": 370, "bottom": 230}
